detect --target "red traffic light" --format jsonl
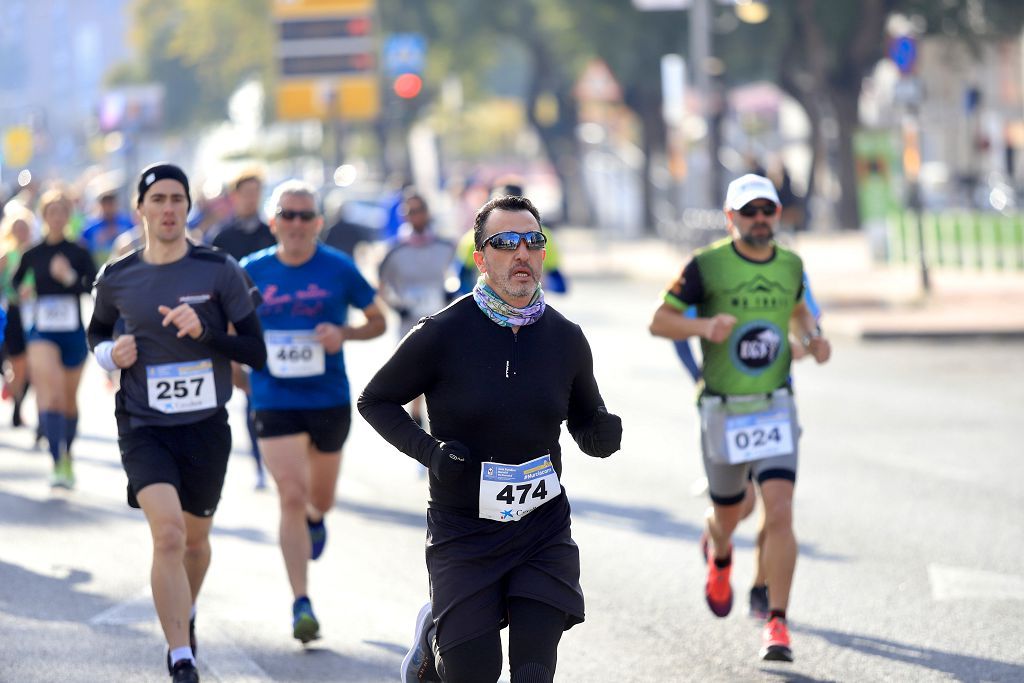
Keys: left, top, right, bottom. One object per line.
{"left": 393, "top": 73, "right": 422, "bottom": 99}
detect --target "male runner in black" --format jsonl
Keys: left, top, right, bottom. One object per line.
{"left": 359, "top": 194, "right": 622, "bottom": 683}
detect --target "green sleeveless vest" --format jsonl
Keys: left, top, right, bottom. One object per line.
{"left": 694, "top": 238, "right": 804, "bottom": 395}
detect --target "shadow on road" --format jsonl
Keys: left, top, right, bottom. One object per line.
{"left": 800, "top": 625, "right": 1024, "bottom": 682}
{"left": 0, "top": 559, "right": 115, "bottom": 623}
{"left": 259, "top": 644, "right": 393, "bottom": 682}
{"left": 569, "top": 497, "right": 848, "bottom": 563}
{"left": 363, "top": 639, "right": 407, "bottom": 656}
{"left": 757, "top": 670, "right": 839, "bottom": 683}
{"left": 336, "top": 500, "right": 426, "bottom": 530}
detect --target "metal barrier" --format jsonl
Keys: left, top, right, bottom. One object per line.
{"left": 887, "top": 211, "right": 1024, "bottom": 271}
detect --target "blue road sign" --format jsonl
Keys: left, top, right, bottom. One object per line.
{"left": 889, "top": 35, "right": 917, "bottom": 74}
{"left": 383, "top": 33, "right": 426, "bottom": 77}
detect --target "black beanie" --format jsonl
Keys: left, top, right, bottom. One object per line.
{"left": 137, "top": 162, "right": 192, "bottom": 209}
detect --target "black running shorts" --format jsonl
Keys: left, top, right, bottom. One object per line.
{"left": 4, "top": 304, "right": 26, "bottom": 356}
{"left": 118, "top": 408, "right": 231, "bottom": 517}
{"left": 426, "top": 492, "right": 584, "bottom": 655}
{"left": 253, "top": 404, "right": 351, "bottom": 453}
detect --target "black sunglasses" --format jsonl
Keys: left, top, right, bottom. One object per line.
{"left": 482, "top": 230, "right": 548, "bottom": 251}
{"left": 737, "top": 201, "right": 777, "bottom": 217}
{"left": 276, "top": 208, "right": 317, "bottom": 221}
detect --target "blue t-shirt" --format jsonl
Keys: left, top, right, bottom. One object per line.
{"left": 242, "top": 244, "right": 376, "bottom": 410}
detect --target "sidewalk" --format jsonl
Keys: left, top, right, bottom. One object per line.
{"left": 557, "top": 227, "right": 1024, "bottom": 341}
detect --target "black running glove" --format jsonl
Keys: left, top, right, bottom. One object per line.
{"left": 578, "top": 407, "right": 622, "bottom": 458}
{"left": 429, "top": 440, "right": 470, "bottom": 482}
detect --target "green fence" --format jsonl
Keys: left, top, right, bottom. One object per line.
{"left": 887, "top": 211, "right": 1024, "bottom": 271}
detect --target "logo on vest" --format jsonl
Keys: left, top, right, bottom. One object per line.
{"left": 724, "top": 275, "right": 791, "bottom": 311}
{"left": 730, "top": 321, "right": 783, "bottom": 374}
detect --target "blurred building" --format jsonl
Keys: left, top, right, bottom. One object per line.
{"left": 862, "top": 32, "right": 1024, "bottom": 211}
{"left": 0, "top": 0, "right": 133, "bottom": 177}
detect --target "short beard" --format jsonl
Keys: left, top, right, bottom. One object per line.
{"left": 741, "top": 225, "right": 773, "bottom": 248}
{"left": 486, "top": 264, "right": 538, "bottom": 302}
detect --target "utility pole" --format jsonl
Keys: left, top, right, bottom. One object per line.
{"left": 688, "top": 0, "right": 714, "bottom": 209}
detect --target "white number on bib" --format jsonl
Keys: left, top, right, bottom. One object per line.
{"left": 146, "top": 360, "right": 217, "bottom": 414}
{"left": 724, "top": 409, "right": 794, "bottom": 464}
{"left": 478, "top": 454, "right": 562, "bottom": 522}
{"left": 35, "top": 295, "right": 78, "bottom": 332}
{"left": 265, "top": 330, "right": 325, "bottom": 378}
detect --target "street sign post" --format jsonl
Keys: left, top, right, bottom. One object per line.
{"left": 273, "top": 0, "right": 379, "bottom": 121}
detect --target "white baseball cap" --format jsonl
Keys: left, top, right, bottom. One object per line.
{"left": 724, "top": 174, "right": 781, "bottom": 211}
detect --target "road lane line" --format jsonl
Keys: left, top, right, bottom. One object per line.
{"left": 928, "top": 563, "right": 1024, "bottom": 601}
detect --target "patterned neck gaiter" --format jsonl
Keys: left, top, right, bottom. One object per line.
{"left": 472, "top": 276, "right": 545, "bottom": 327}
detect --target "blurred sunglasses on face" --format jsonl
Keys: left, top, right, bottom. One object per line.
{"left": 737, "top": 201, "right": 777, "bottom": 218}
{"left": 483, "top": 230, "right": 547, "bottom": 251}
{"left": 276, "top": 209, "right": 317, "bottom": 221}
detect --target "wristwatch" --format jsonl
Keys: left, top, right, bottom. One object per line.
{"left": 801, "top": 325, "right": 822, "bottom": 347}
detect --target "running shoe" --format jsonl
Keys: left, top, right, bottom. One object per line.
{"left": 760, "top": 616, "right": 793, "bottom": 662}
{"left": 50, "top": 459, "right": 73, "bottom": 489}
{"left": 292, "top": 597, "right": 321, "bottom": 644}
{"left": 307, "top": 517, "right": 327, "bottom": 560}
{"left": 749, "top": 585, "right": 769, "bottom": 620}
{"left": 60, "top": 456, "right": 75, "bottom": 489}
{"left": 701, "top": 532, "right": 733, "bottom": 617}
{"left": 170, "top": 659, "right": 200, "bottom": 683}
{"left": 401, "top": 602, "right": 440, "bottom": 682}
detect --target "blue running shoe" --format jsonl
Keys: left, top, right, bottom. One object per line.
{"left": 401, "top": 602, "right": 440, "bottom": 682}
{"left": 307, "top": 517, "right": 327, "bottom": 560}
{"left": 292, "top": 597, "right": 321, "bottom": 644}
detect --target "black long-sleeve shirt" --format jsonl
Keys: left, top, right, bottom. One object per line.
{"left": 358, "top": 295, "right": 617, "bottom": 516}
{"left": 12, "top": 239, "right": 97, "bottom": 331}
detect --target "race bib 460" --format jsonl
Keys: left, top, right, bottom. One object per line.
{"left": 265, "top": 330, "right": 325, "bottom": 378}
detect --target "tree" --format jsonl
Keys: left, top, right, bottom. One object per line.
{"left": 716, "top": 0, "right": 1024, "bottom": 229}
{"left": 114, "top": 0, "right": 274, "bottom": 130}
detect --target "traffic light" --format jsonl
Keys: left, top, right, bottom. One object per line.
{"left": 393, "top": 73, "right": 423, "bottom": 99}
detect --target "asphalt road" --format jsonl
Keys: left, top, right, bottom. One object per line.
{"left": 1, "top": 273, "right": 1021, "bottom": 682}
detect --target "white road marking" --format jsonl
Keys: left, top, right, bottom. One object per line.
{"left": 90, "top": 596, "right": 271, "bottom": 681}
{"left": 928, "top": 563, "right": 1024, "bottom": 601}
{"left": 89, "top": 590, "right": 153, "bottom": 625}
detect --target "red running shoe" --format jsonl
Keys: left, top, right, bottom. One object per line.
{"left": 760, "top": 616, "right": 794, "bottom": 662}
{"left": 701, "top": 532, "right": 733, "bottom": 617}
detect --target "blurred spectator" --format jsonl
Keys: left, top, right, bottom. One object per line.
{"left": 209, "top": 170, "right": 275, "bottom": 261}
{"left": 79, "top": 185, "right": 134, "bottom": 266}
{"left": 378, "top": 191, "right": 455, "bottom": 429}
{"left": 0, "top": 203, "right": 37, "bottom": 427}
{"left": 321, "top": 199, "right": 376, "bottom": 258}
{"left": 208, "top": 168, "right": 275, "bottom": 490}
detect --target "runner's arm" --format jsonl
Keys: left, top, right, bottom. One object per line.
{"left": 357, "top": 321, "right": 442, "bottom": 468}
{"left": 194, "top": 310, "right": 267, "bottom": 370}
{"left": 566, "top": 332, "right": 622, "bottom": 458}
{"left": 340, "top": 299, "right": 386, "bottom": 341}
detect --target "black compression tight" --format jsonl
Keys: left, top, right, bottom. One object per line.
{"left": 437, "top": 598, "right": 565, "bottom": 683}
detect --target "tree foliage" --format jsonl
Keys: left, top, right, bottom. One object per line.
{"left": 115, "top": 0, "right": 274, "bottom": 130}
